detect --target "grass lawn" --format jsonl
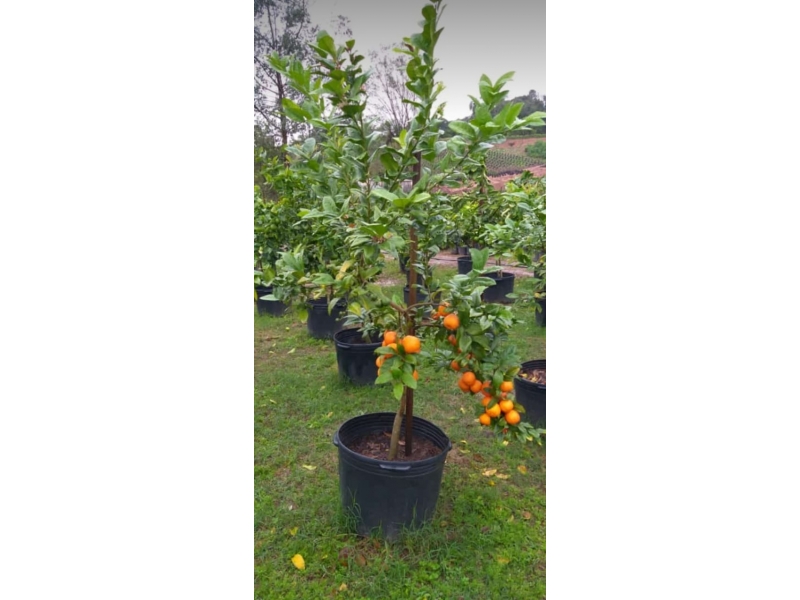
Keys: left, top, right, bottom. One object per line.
{"left": 255, "top": 263, "right": 546, "bottom": 599}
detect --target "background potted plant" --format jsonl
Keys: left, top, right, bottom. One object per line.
{"left": 270, "top": 0, "right": 545, "bottom": 538}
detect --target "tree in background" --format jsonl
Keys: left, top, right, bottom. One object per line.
{"left": 254, "top": 0, "right": 318, "bottom": 153}
{"left": 366, "top": 45, "right": 415, "bottom": 141}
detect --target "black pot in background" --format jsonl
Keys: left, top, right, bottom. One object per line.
{"left": 535, "top": 298, "right": 546, "bottom": 327}
{"left": 482, "top": 271, "right": 516, "bottom": 304}
{"left": 306, "top": 298, "right": 347, "bottom": 339}
{"left": 255, "top": 285, "right": 288, "bottom": 317}
{"left": 399, "top": 255, "right": 409, "bottom": 275}
{"left": 458, "top": 246, "right": 470, "bottom": 256}
{"left": 514, "top": 359, "right": 545, "bottom": 427}
{"left": 333, "top": 412, "right": 452, "bottom": 540}
{"left": 334, "top": 328, "right": 382, "bottom": 386}
{"left": 457, "top": 256, "right": 472, "bottom": 275}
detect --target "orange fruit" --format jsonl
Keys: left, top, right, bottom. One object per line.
{"left": 450, "top": 360, "right": 461, "bottom": 372}
{"left": 376, "top": 356, "right": 385, "bottom": 367}
{"left": 486, "top": 403, "right": 502, "bottom": 418}
{"left": 447, "top": 334, "right": 457, "bottom": 346}
{"left": 387, "top": 343, "right": 398, "bottom": 354}
{"left": 413, "top": 370, "right": 419, "bottom": 381}
{"left": 401, "top": 335, "right": 421, "bottom": 354}
{"left": 499, "top": 399, "right": 514, "bottom": 413}
{"left": 504, "top": 410, "right": 521, "bottom": 425}
{"left": 383, "top": 331, "right": 398, "bottom": 344}
{"left": 481, "top": 396, "right": 491, "bottom": 407}
{"left": 469, "top": 380, "right": 483, "bottom": 394}
{"left": 457, "top": 379, "right": 470, "bottom": 392}
{"left": 461, "top": 372, "right": 476, "bottom": 386}
{"left": 500, "top": 381, "right": 513, "bottom": 393}
{"left": 442, "top": 313, "right": 460, "bottom": 331}
{"left": 478, "top": 413, "right": 492, "bottom": 426}
{"left": 437, "top": 303, "right": 450, "bottom": 317}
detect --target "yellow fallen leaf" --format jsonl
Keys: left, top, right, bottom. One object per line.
{"left": 497, "top": 557, "right": 510, "bottom": 564}
{"left": 302, "top": 465, "right": 317, "bottom": 471}
{"left": 507, "top": 515, "right": 515, "bottom": 523}
{"left": 460, "top": 407, "right": 466, "bottom": 414}
{"left": 338, "top": 583, "right": 348, "bottom": 591}
{"left": 326, "top": 412, "right": 333, "bottom": 418}
{"left": 517, "top": 465, "right": 528, "bottom": 474}
{"left": 289, "top": 527, "right": 298, "bottom": 536}
{"left": 291, "top": 554, "right": 305, "bottom": 570}
{"left": 482, "top": 469, "right": 497, "bottom": 477}
{"left": 488, "top": 480, "right": 496, "bottom": 487}
{"left": 502, "top": 440, "right": 509, "bottom": 446}
{"left": 496, "top": 473, "right": 510, "bottom": 480}
{"left": 288, "top": 348, "right": 296, "bottom": 354}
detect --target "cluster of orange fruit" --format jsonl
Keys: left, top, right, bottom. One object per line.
{"left": 376, "top": 330, "right": 420, "bottom": 379}
{"left": 439, "top": 305, "right": 521, "bottom": 428}
{"left": 453, "top": 371, "right": 521, "bottom": 426}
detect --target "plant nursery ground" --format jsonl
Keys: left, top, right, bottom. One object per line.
{"left": 254, "top": 263, "right": 546, "bottom": 599}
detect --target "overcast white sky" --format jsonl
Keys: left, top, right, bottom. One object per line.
{"left": 307, "top": 0, "right": 545, "bottom": 120}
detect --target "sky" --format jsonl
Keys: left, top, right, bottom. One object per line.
{"left": 307, "top": 0, "right": 545, "bottom": 120}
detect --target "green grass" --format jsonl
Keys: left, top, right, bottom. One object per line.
{"left": 255, "top": 265, "right": 546, "bottom": 599}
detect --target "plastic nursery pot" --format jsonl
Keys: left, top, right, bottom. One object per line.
{"left": 255, "top": 285, "right": 288, "bottom": 317}
{"left": 334, "top": 328, "right": 382, "bottom": 386}
{"left": 333, "top": 412, "right": 452, "bottom": 540}
{"left": 514, "top": 359, "right": 546, "bottom": 427}
{"left": 457, "top": 256, "right": 472, "bottom": 275}
{"left": 481, "top": 271, "right": 516, "bottom": 304}
{"left": 306, "top": 298, "right": 347, "bottom": 340}
{"left": 535, "top": 297, "right": 546, "bottom": 327}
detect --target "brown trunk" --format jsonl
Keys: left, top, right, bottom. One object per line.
{"left": 275, "top": 74, "right": 289, "bottom": 165}
{"left": 404, "top": 153, "right": 423, "bottom": 456}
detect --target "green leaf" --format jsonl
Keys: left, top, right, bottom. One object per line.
{"left": 371, "top": 188, "right": 398, "bottom": 203}
{"left": 400, "top": 371, "right": 418, "bottom": 389}
{"left": 448, "top": 121, "right": 473, "bottom": 137}
{"left": 393, "top": 382, "right": 405, "bottom": 400}
{"left": 469, "top": 247, "right": 489, "bottom": 272}
{"left": 375, "top": 370, "right": 394, "bottom": 385}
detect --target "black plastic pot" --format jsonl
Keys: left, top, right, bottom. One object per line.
{"left": 334, "top": 328, "right": 382, "bottom": 386}
{"left": 457, "top": 256, "right": 472, "bottom": 275}
{"left": 333, "top": 412, "right": 452, "bottom": 540}
{"left": 535, "top": 298, "right": 546, "bottom": 327}
{"left": 255, "top": 285, "right": 288, "bottom": 317}
{"left": 306, "top": 298, "right": 347, "bottom": 340}
{"left": 482, "top": 271, "right": 516, "bottom": 304}
{"left": 514, "top": 359, "right": 546, "bottom": 427}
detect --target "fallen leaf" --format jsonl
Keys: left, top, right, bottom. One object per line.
{"left": 302, "top": 465, "right": 317, "bottom": 471}
{"left": 497, "top": 557, "right": 510, "bottom": 564}
{"left": 291, "top": 554, "right": 305, "bottom": 570}
{"left": 517, "top": 465, "right": 528, "bottom": 474}
{"left": 338, "top": 583, "right": 348, "bottom": 592}
{"left": 522, "top": 511, "right": 532, "bottom": 520}
{"left": 482, "top": 469, "right": 497, "bottom": 477}
{"left": 288, "top": 348, "right": 296, "bottom": 354}
{"left": 472, "top": 453, "right": 484, "bottom": 462}
{"left": 320, "top": 385, "right": 326, "bottom": 390}
{"left": 460, "top": 407, "right": 466, "bottom": 414}
{"left": 502, "top": 440, "right": 509, "bottom": 446}
{"left": 289, "top": 527, "right": 298, "bottom": 536}
{"left": 326, "top": 412, "right": 333, "bottom": 418}
{"left": 488, "top": 480, "right": 495, "bottom": 487}
{"left": 496, "top": 473, "right": 510, "bottom": 480}
{"left": 355, "top": 553, "right": 367, "bottom": 567}
{"left": 507, "top": 515, "right": 515, "bottom": 523}
{"left": 269, "top": 399, "right": 276, "bottom": 404}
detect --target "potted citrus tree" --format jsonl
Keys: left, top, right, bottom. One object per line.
{"left": 270, "top": 0, "right": 545, "bottom": 538}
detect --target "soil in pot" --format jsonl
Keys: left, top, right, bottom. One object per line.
{"left": 306, "top": 298, "right": 347, "bottom": 339}
{"left": 334, "top": 328, "right": 382, "bottom": 386}
{"left": 348, "top": 431, "right": 442, "bottom": 461}
{"left": 333, "top": 412, "right": 451, "bottom": 539}
{"left": 514, "top": 359, "right": 546, "bottom": 427}
{"left": 255, "top": 285, "right": 288, "bottom": 317}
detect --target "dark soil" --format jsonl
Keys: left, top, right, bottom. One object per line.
{"left": 519, "top": 368, "right": 546, "bottom": 386}
{"left": 347, "top": 431, "right": 443, "bottom": 462}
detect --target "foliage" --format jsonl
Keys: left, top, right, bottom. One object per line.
{"left": 267, "top": 0, "right": 545, "bottom": 453}
{"left": 525, "top": 140, "right": 546, "bottom": 160}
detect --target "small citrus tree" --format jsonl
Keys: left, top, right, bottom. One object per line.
{"left": 269, "top": 0, "right": 545, "bottom": 458}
